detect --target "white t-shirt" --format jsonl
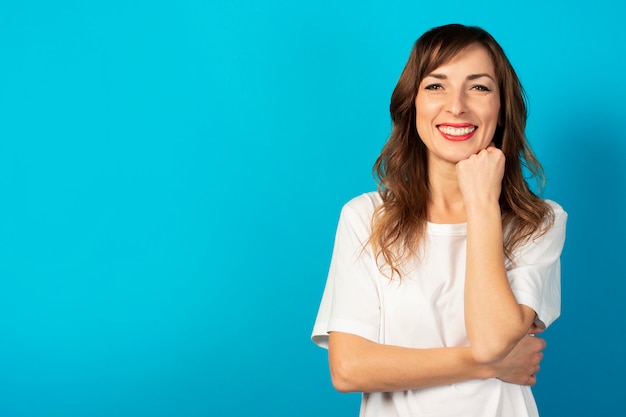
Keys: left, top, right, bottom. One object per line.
{"left": 311, "top": 192, "right": 567, "bottom": 417}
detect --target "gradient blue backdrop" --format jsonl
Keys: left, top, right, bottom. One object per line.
{"left": 1, "top": 1, "right": 624, "bottom": 416}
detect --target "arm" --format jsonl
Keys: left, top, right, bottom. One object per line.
{"left": 328, "top": 330, "right": 545, "bottom": 393}
{"left": 457, "top": 146, "right": 536, "bottom": 364}
{"left": 316, "top": 193, "right": 558, "bottom": 393}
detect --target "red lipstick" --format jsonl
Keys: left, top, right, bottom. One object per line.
{"left": 437, "top": 123, "right": 477, "bottom": 142}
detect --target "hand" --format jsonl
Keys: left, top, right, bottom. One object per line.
{"left": 456, "top": 144, "right": 505, "bottom": 207}
{"left": 492, "top": 334, "right": 546, "bottom": 386}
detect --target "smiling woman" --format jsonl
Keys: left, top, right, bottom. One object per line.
{"left": 415, "top": 43, "right": 501, "bottom": 163}
{"left": 311, "top": 24, "right": 567, "bottom": 417}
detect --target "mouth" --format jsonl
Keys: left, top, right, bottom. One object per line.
{"left": 437, "top": 124, "right": 477, "bottom": 141}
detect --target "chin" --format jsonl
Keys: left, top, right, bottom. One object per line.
{"left": 445, "top": 148, "right": 477, "bottom": 163}
{"left": 450, "top": 142, "right": 487, "bottom": 159}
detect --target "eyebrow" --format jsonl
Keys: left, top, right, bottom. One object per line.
{"left": 426, "top": 73, "right": 496, "bottom": 82}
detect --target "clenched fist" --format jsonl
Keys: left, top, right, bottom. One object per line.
{"left": 456, "top": 144, "right": 505, "bottom": 208}
{"left": 493, "top": 334, "right": 546, "bottom": 386}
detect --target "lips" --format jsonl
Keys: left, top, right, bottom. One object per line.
{"left": 437, "top": 123, "right": 477, "bottom": 141}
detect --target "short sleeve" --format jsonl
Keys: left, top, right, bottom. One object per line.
{"left": 507, "top": 201, "right": 568, "bottom": 329}
{"left": 311, "top": 195, "right": 382, "bottom": 349}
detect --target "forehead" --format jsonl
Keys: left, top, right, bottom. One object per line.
{"left": 425, "top": 43, "right": 496, "bottom": 77}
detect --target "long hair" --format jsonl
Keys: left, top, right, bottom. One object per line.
{"left": 370, "top": 24, "right": 554, "bottom": 277}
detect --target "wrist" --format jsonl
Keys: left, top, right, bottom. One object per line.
{"left": 465, "top": 199, "right": 501, "bottom": 221}
{"left": 479, "top": 362, "right": 499, "bottom": 380}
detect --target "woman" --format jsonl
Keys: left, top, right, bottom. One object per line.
{"left": 311, "top": 24, "right": 567, "bottom": 417}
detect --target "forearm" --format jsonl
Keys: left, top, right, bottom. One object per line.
{"left": 328, "top": 332, "right": 494, "bottom": 393}
{"left": 464, "top": 201, "right": 532, "bottom": 363}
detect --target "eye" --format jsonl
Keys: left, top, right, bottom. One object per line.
{"left": 424, "top": 83, "right": 443, "bottom": 90}
{"left": 471, "top": 84, "right": 491, "bottom": 92}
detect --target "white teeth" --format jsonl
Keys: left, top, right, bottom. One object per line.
{"left": 438, "top": 126, "right": 476, "bottom": 136}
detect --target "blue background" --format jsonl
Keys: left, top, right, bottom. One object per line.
{"left": 1, "top": 1, "right": 624, "bottom": 416}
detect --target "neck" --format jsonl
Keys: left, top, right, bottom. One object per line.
{"left": 427, "top": 159, "right": 466, "bottom": 224}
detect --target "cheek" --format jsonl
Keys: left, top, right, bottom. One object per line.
{"left": 414, "top": 108, "right": 433, "bottom": 134}
{"left": 414, "top": 99, "right": 440, "bottom": 124}
{"left": 487, "top": 101, "right": 501, "bottom": 125}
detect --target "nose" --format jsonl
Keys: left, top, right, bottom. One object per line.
{"left": 446, "top": 89, "right": 467, "bottom": 116}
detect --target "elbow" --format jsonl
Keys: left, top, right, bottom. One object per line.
{"left": 328, "top": 332, "right": 377, "bottom": 393}
{"left": 329, "top": 356, "right": 361, "bottom": 393}
{"left": 330, "top": 373, "right": 354, "bottom": 393}
{"left": 471, "top": 339, "right": 516, "bottom": 365}
{"left": 468, "top": 311, "right": 535, "bottom": 364}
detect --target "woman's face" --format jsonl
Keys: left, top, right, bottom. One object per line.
{"left": 414, "top": 43, "right": 501, "bottom": 167}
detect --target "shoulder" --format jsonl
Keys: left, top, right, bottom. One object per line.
{"left": 506, "top": 199, "right": 568, "bottom": 267}
{"left": 527, "top": 199, "right": 568, "bottom": 249}
{"left": 505, "top": 199, "right": 567, "bottom": 255}
{"left": 544, "top": 199, "right": 566, "bottom": 217}
{"left": 340, "top": 191, "right": 382, "bottom": 221}
{"left": 544, "top": 199, "right": 568, "bottom": 228}
{"left": 335, "top": 192, "right": 382, "bottom": 236}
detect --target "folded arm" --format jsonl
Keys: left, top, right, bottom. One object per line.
{"left": 328, "top": 331, "right": 544, "bottom": 393}
{"left": 457, "top": 147, "right": 538, "bottom": 364}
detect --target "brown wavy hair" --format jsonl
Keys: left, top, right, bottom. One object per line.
{"left": 371, "top": 24, "right": 554, "bottom": 277}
